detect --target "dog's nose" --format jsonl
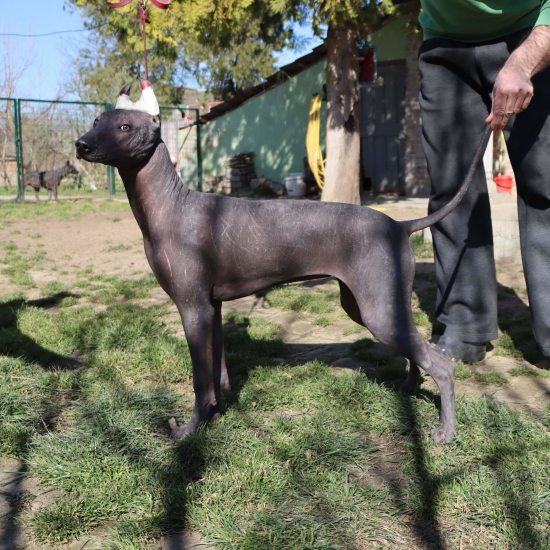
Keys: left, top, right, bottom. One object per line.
{"left": 75, "top": 138, "right": 91, "bottom": 153}
{"left": 75, "top": 138, "right": 94, "bottom": 159}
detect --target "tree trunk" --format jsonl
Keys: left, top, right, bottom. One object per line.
{"left": 321, "top": 20, "right": 361, "bottom": 205}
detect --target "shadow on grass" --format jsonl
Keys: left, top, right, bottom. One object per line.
{"left": 0, "top": 292, "right": 83, "bottom": 549}
{"left": 3, "top": 291, "right": 549, "bottom": 548}
{"left": 215, "top": 314, "right": 550, "bottom": 549}
{"left": 0, "top": 292, "right": 82, "bottom": 369}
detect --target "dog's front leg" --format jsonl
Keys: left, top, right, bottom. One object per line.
{"left": 171, "top": 300, "right": 222, "bottom": 439}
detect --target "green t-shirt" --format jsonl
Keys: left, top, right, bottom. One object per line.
{"left": 420, "top": 1, "right": 550, "bottom": 42}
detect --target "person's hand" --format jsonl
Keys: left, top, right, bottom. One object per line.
{"left": 486, "top": 63, "right": 534, "bottom": 132}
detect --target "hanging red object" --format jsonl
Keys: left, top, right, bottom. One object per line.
{"left": 104, "top": 0, "right": 170, "bottom": 81}
{"left": 359, "top": 46, "right": 377, "bottom": 84}
{"left": 106, "top": 0, "right": 169, "bottom": 8}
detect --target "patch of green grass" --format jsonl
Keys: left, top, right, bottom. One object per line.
{"left": 493, "top": 333, "right": 526, "bottom": 360}
{"left": 77, "top": 265, "right": 95, "bottom": 277}
{"left": 455, "top": 362, "right": 474, "bottom": 380}
{"left": 342, "top": 324, "right": 361, "bottom": 336}
{"left": 41, "top": 281, "right": 67, "bottom": 297}
{"left": 10, "top": 230, "right": 21, "bottom": 235}
{"left": 28, "top": 233, "right": 41, "bottom": 239}
{"left": 110, "top": 217, "right": 122, "bottom": 223}
{"left": 108, "top": 243, "right": 132, "bottom": 252}
{"left": 4, "top": 242, "right": 18, "bottom": 252}
{"left": 314, "top": 316, "right": 333, "bottom": 327}
{"left": 508, "top": 365, "right": 550, "bottom": 379}
{"left": 263, "top": 284, "right": 338, "bottom": 315}
{"left": 412, "top": 308, "right": 432, "bottom": 329}
{"left": 495, "top": 314, "right": 543, "bottom": 364}
{"left": 2, "top": 265, "right": 550, "bottom": 549}
{"left": 0, "top": 255, "right": 35, "bottom": 288}
{"left": 0, "top": 200, "right": 129, "bottom": 224}
{"left": 410, "top": 233, "right": 434, "bottom": 258}
{"left": 474, "top": 372, "right": 508, "bottom": 386}
{"left": 59, "top": 296, "right": 79, "bottom": 308}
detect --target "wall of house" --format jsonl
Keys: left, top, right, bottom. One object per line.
{"left": 369, "top": 17, "right": 408, "bottom": 62}
{"left": 201, "top": 60, "right": 327, "bottom": 184}
{"left": 201, "top": 17, "right": 415, "bottom": 189}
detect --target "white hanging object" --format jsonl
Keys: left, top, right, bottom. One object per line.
{"left": 115, "top": 81, "right": 159, "bottom": 116}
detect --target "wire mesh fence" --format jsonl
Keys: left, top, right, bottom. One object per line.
{"left": 0, "top": 98, "right": 18, "bottom": 199}
{"left": 0, "top": 98, "right": 202, "bottom": 201}
{"left": 19, "top": 99, "right": 114, "bottom": 200}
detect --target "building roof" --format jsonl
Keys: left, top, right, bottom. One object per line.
{"left": 200, "top": 44, "right": 327, "bottom": 123}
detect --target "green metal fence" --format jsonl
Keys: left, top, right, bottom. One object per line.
{"left": 0, "top": 98, "right": 202, "bottom": 201}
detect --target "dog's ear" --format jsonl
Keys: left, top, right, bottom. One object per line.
{"left": 151, "top": 115, "right": 161, "bottom": 133}
{"left": 119, "top": 82, "right": 132, "bottom": 96}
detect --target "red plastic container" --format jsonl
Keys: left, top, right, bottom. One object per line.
{"left": 494, "top": 174, "right": 514, "bottom": 194}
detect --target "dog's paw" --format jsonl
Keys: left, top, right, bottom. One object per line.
{"left": 169, "top": 411, "right": 220, "bottom": 439}
{"left": 170, "top": 421, "right": 196, "bottom": 439}
{"left": 430, "top": 423, "right": 455, "bottom": 444}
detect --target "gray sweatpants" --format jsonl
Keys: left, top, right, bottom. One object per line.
{"left": 419, "top": 29, "right": 550, "bottom": 356}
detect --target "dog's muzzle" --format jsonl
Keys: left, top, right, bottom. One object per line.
{"left": 75, "top": 138, "right": 94, "bottom": 160}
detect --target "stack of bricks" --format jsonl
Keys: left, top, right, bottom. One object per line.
{"left": 220, "top": 152, "right": 256, "bottom": 194}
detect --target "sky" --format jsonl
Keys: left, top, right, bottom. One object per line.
{"left": 1, "top": 0, "right": 323, "bottom": 101}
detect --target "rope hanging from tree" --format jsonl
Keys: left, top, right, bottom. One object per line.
{"left": 105, "top": 0, "right": 170, "bottom": 81}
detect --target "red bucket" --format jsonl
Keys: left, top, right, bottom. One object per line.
{"left": 494, "top": 174, "right": 514, "bottom": 194}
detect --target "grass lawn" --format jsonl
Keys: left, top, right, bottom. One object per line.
{"left": 1, "top": 204, "right": 550, "bottom": 549}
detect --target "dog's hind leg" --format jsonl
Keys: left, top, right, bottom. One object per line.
{"left": 171, "top": 298, "right": 223, "bottom": 438}
{"left": 358, "top": 296, "right": 456, "bottom": 443}
{"left": 213, "top": 301, "right": 231, "bottom": 395}
{"left": 340, "top": 280, "right": 423, "bottom": 394}
{"left": 373, "top": 322, "right": 455, "bottom": 442}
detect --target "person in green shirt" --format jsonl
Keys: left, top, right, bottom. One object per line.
{"left": 416, "top": 1, "right": 550, "bottom": 363}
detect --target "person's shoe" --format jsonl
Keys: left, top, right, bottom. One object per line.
{"left": 434, "top": 333, "right": 487, "bottom": 363}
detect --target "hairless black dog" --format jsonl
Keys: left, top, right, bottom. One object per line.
{"left": 76, "top": 84, "right": 491, "bottom": 444}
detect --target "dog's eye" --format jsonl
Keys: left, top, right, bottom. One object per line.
{"left": 119, "top": 124, "right": 131, "bottom": 132}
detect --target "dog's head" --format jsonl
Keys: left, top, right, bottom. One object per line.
{"left": 75, "top": 109, "right": 161, "bottom": 169}
{"left": 66, "top": 161, "right": 79, "bottom": 175}
{"left": 75, "top": 83, "right": 161, "bottom": 169}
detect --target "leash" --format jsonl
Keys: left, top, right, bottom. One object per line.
{"left": 105, "top": 0, "right": 170, "bottom": 81}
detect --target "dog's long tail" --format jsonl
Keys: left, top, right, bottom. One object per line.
{"left": 399, "top": 125, "right": 492, "bottom": 236}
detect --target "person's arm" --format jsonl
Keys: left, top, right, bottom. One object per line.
{"left": 487, "top": 24, "right": 550, "bottom": 131}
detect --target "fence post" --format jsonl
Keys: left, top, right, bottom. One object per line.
{"left": 14, "top": 99, "right": 25, "bottom": 202}
{"left": 195, "top": 109, "right": 202, "bottom": 192}
{"left": 104, "top": 103, "right": 116, "bottom": 197}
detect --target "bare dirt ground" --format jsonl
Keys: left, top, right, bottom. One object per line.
{"left": 1, "top": 199, "right": 549, "bottom": 549}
